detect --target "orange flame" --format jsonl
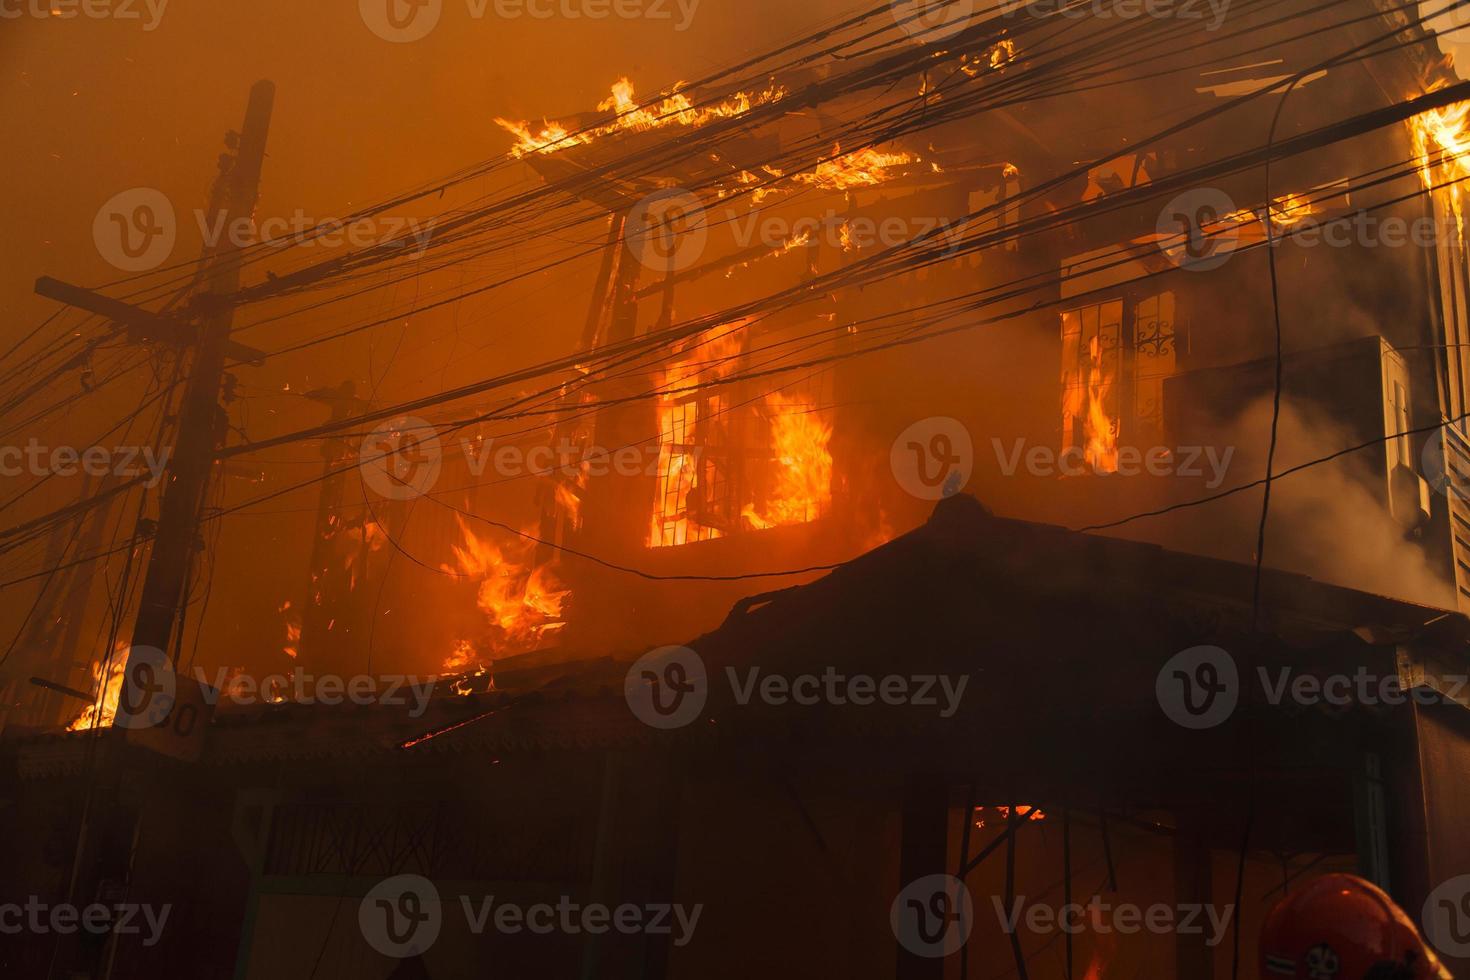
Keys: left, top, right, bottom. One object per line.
{"left": 66, "top": 640, "right": 129, "bottom": 732}
{"left": 554, "top": 481, "right": 583, "bottom": 529}
{"left": 1266, "top": 192, "right": 1318, "bottom": 230}
{"left": 989, "top": 39, "right": 1018, "bottom": 70}
{"left": 278, "top": 599, "right": 301, "bottom": 660}
{"left": 444, "top": 638, "right": 475, "bottom": 674}
{"left": 1083, "top": 336, "right": 1118, "bottom": 473}
{"left": 974, "top": 805, "right": 1047, "bottom": 829}
{"left": 1411, "top": 89, "right": 1470, "bottom": 229}
{"left": 741, "top": 392, "right": 833, "bottom": 530}
{"left": 725, "top": 229, "right": 811, "bottom": 278}
{"left": 442, "top": 516, "right": 569, "bottom": 670}
{"left": 792, "top": 143, "right": 920, "bottom": 193}
{"left": 496, "top": 77, "right": 785, "bottom": 158}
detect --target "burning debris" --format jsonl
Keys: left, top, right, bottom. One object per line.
{"left": 790, "top": 144, "right": 924, "bottom": 193}
{"left": 442, "top": 515, "right": 569, "bottom": 670}
{"left": 65, "top": 641, "right": 128, "bottom": 733}
{"left": 496, "top": 76, "right": 786, "bottom": 159}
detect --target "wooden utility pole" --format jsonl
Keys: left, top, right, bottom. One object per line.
{"left": 33, "top": 80, "right": 275, "bottom": 980}
{"left": 128, "top": 79, "right": 275, "bottom": 659}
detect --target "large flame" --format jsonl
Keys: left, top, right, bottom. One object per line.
{"left": 741, "top": 392, "right": 833, "bottom": 530}
{"left": 442, "top": 516, "right": 569, "bottom": 669}
{"left": 1411, "top": 89, "right": 1470, "bottom": 231}
{"left": 496, "top": 77, "right": 785, "bottom": 158}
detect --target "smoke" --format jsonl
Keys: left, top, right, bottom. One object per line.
{"left": 1167, "top": 394, "right": 1456, "bottom": 608}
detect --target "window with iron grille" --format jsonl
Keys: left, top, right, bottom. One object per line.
{"left": 1060, "top": 292, "right": 1178, "bottom": 470}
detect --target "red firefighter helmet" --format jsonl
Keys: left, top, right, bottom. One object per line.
{"left": 1260, "top": 874, "right": 1451, "bottom": 980}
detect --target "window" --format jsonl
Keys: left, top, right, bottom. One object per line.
{"left": 1060, "top": 292, "right": 1178, "bottom": 470}
{"left": 1060, "top": 300, "right": 1122, "bottom": 472}
{"left": 647, "top": 341, "right": 834, "bottom": 548}
{"left": 649, "top": 391, "right": 733, "bottom": 548}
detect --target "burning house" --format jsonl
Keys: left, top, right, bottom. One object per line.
{"left": 3, "top": 0, "right": 1470, "bottom": 978}
{"left": 6, "top": 496, "right": 1470, "bottom": 979}
{"left": 399, "top": 0, "right": 1470, "bottom": 658}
